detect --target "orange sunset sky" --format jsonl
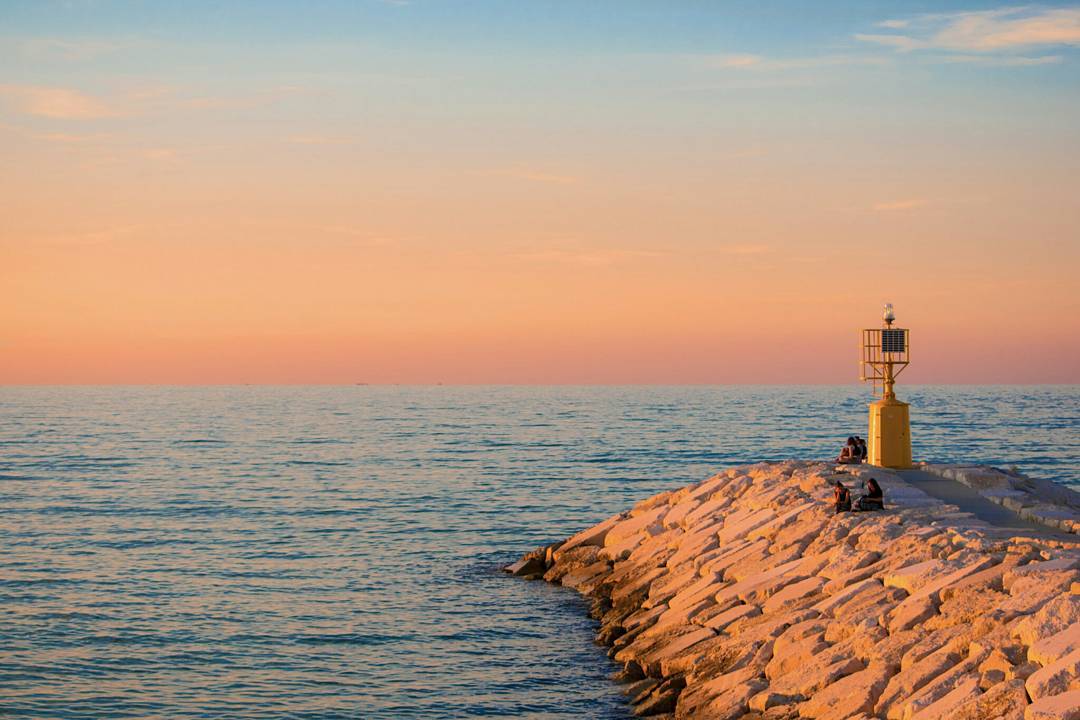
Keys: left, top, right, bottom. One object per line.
{"left": 2, "top": 1, "right": 1079, "bottom": 384}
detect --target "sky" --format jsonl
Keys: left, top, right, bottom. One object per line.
{"left": 2, "top": 0, "right": 1079, "bottom": 384}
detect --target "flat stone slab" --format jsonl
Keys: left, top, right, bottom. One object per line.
{"left": 1027, "top": 647, "right": 1080, "bottom": 701}
{"left": 1031, "top": 621, "right": 1080, "bottom": 667}
{"left": 1025, "top": 689, "right": 1080, "bottom": 720}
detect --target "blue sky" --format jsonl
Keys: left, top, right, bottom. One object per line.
{"left": 2, "top": 1, "right": 1079, "bottom": 382}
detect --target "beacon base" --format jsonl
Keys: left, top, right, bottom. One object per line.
{"left": 868, "top": 398, "right": 912, "bottom": 469}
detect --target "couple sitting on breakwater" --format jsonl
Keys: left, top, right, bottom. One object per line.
{"left": 836, "top": 436, "right": 868, "bottom": 463}
{"left": 833, "top": 477, "right": 883, "bottom": 514}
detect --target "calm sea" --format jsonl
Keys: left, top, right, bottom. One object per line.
{"left": 1, "top": 386, "right": 1077, "bottom": 719}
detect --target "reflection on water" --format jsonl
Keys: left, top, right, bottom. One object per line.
{"left": 0, "top": 386, "right": 1076, "bottom": 718}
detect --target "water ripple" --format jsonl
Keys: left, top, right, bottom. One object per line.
{"left": 0, "top": 385, "right": 1075, "bottom": 719}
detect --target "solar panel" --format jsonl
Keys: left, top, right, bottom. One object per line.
{"left": 881, "top": 329, "right": 905, "bottom": 353}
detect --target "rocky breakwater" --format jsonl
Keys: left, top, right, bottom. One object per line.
{"left": 505, "top": 461, "right": 1080, "bottom": 720}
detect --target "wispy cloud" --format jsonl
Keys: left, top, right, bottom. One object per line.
{"left": 713, "top": 54, "right": 763, "bottom": 68}
{"left": 286, "top": 134, "right": 353, "bottom": 146}
{"left": 31, "top": 130, "right": 103, "bottom": 144}
{"left": 314, "top": 225, "right": 400, "bottom": 246}
{"left": 873, "top": 199, "right": 926, "bottom": 212}
{"left": 512, "top": 247, "right": 662, "bottom": 267}
{"left": 34, "top": 225, "right": 141, "bottom": 248}
{"left": 181, "top": 84, "right": 304, "bottom": 111}
{"left": 0, "top": 84, "right": 116, "bottom": 119}
{"left": 718, "top": 244, "right": 771, "bottom": 255}
{"left": 7, "top": 35, "right": 141, "bottom": 61}
{"left": 697, "top": 53, "right": 888, "bottom": 72}
{"left": 143, "top": 147, "right": 179, "bottom": 162}
{"left": 485, "top": 168, "right": 580, "bottom": 185}
{"left": 944, "top": 53, "right": 1063, "bottom": 66}
{"left": 857, "top": 7, "right": 1080, "bottom": 56}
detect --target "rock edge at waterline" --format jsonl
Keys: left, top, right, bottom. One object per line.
{"left": 506, "top": 461, "right": 1080, "bottom": 720}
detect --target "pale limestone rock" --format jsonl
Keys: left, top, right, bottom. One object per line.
{"left": 669, "top": 572, "right": 724, "bottom": 611}
{"left": 822, "top": 563, "right": 885, "bottom": 594}
{"left": 867, "top": 628, "right": 924, "bottom": 673}
{"left": 700, "top": 538, "right": 768, "bottom": 578}
{"left": 607, "top": 504, "right": 668, "bottom": 547}
{"left": 1004, "top": 558, "right": 1080, "bottom": 592}
{"left": 749, "top": 689, "right": 798, "bottom": 712}
{"left": 659, "top": 634, "right": 734, "bottom": 678}
{"left": 765, "top": 633, "right": 829, "bottom": 680}
{"left": 717, "top": 507, "right": 779, "bottom": 546}
{"left": 927, "top": 586, "right": 1010, "bottom": 631}
{"left": 762, "top": 577, "right": 827, "bottom": 616}
{"left": 1016, "top": 596, "right": 1080, "bottom": 649}
{"left": 555, "top": 512, "right": 624, "bottom": 558}
{"left": 853, "top": 517, "right": 907, "bottom": 550}
{"left": 612, "top": 565, "right": 668, "bottom": 607}
{"left": 727, "top": 544, "right": 803, "bottom": 584}
{"left": 692, "top": 596, "right": 745, "bottom": 626}
{"left": 830, "top": 584, "right": 905, "bottom": 626}
{"left": 702, "top": 603, "right": 761, "bottom": 632}
{"left": 732, "top": 608, "right": 821, "bottom": 648}
{"left": 714, "top": 557, "right": 807, "bottom": 607}
{"left": 770, "top": 655, "right": 864, "bottom": 699}
{"left": 638, "top": 626, "right": 717, "bottom": 676}
{"left": 663, "top": 498, "right": 701, "bottom": 529}
{"left": 1027, "top": 647, "right": 1080, "bottom": 700}
{"left": 515, "top": 461, "right": 1080, "bottom": 720}
{"left": 888, "top": 594, "right": 938, "bottom": 634}
{"left": 892, "top": 650, "right": 985, "bottom": 720}
{"left": 818, "top": 546, "right": 880, "bottom": 580}
{"left": 1001, "top": 573, "right": 1080, "bottom": 621}
{"left": 632, "top": 489, "right": 676, "bottom": 516}
{"left": 617, "top": 624, "right": 704, "bottom": 667}
{"left": 560, "top": 559, "right": 611, "bottom": 590}
{"left": 649, "top": 598, "right": 717, "bottom": 635}
{"left": 981, "top": 646, "right": 1020, "bottom": 676}
{"left": 1031, "top": 622, "right": 1080, "bottom": 667}
{"left": 796, "top": 662, "right": 892, "bottom": 720}
{"left": 875, "top": 644, "right": 962, "bottom": 717}
{"left": 884, "top": 559, "right": 949, "bottom": 594}
{"left": 907, "top": 555, "right": 999, "bottom": 604}
{"left": 1025, "top": 689, "right": 1080, "bottom": 720}
{"left": 772, "top": 516, "right": 829, "bottom": 554}
{"left": 504, "top": 554, "right": 546, "bottom": 577}
{"left": 907, "top": 675, "right": 981, "bottom": 720}
{"left": 624, "top": 603, "right": 668, "bottom": 632}
{"left": 681, "top": 495, "right": 733, "bottom": 531}
{"left": 679, "top": 664, "right": 762, "bottom": 711}
{"left": 746, "top": 501, "right": 816, "bottom": 542}
{"left": 665, "top": 526, "right": 722, "bottom": 569}
{"left": 773, "top": 619, "right": 827, "bottom": 658}
{"left": 695, "top": 680, "right": 768, "bottom": 720}
{"left": 947, "top": 678, "right": 1029, "bottom": 720}
{"left": 794, "top": 551, "right": 832, "bottom": 579}
{"left": 648, "top": 565, "right": 702, "bottom": 607}
{"left": 544, "top": 544, "right": 601, "bottom": 582}
{"left": 600, "top": 531, "right": 647, "bottom": 562}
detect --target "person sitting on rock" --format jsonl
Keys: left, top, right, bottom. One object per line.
{"left": 855, "top": 436, "right": 868, "bottom": 462}
{"left": 854, "top": 477, "right": 884, "bottom": 511}
{"left": 836, "top": 437, "right": 859, "bottom": 464}
{"left": 833, "top": 480, "right": 852, "bottom": 513}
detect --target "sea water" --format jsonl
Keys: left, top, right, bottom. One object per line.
{"left": 1, "top": 385, "right": 1077, "bottom": 719}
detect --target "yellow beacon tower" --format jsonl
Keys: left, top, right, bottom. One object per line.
{"left": 859, "top": 303, "right": 912, "bottom": 469}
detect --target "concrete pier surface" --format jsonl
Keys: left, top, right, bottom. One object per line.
{"left": 507, "top": 461, "right": 1080, "bottom": 720}
{"left": 895, "top": 469, "right": 1069, "bottom": 537}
